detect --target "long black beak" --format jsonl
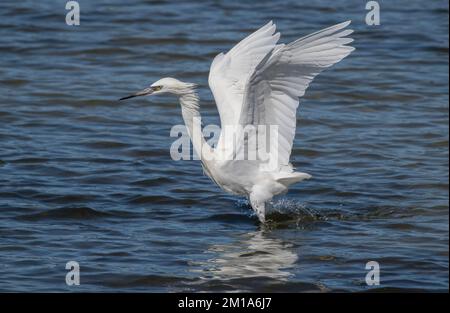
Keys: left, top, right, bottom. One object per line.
{"left": 119, "top": 94, "right": 139, "bottom": 101}
{"left": 119, "top": 87, "right": 153, "bottom": 101}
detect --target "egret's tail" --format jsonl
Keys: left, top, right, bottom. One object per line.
{"left": 275, "top": 171, "right": 312, "bottom": 187}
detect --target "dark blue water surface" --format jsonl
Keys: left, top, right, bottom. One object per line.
{"left": 0, "top": 0, "right": 448, "bottom": 292}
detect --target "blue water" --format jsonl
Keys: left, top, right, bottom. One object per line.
{"left": 0, "top": 0, "right": 448, "bottom": 292}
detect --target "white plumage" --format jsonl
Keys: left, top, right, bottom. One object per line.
{"left": 120, "top": 21, "right": 355, "bottom": 223}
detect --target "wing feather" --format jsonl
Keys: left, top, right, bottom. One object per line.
{"left": 238, "top": 21, "right": 355, "bottom": 169}
{"left": 208, "top": 21, "right": 280, "bottom": 133}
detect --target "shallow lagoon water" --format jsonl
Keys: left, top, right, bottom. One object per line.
{"left": 0, "top": 0, "right": 448, "bottom": 292}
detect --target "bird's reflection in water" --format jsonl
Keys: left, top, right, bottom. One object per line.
{"left": 192, "top": 231, "right": 297, "bottom": 281}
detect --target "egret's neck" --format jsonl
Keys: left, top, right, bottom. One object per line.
{"left": 179, "top": 90, "right": 213, "bottom": 162}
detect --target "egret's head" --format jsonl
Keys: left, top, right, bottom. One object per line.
{"left": 119, "top": 77, "right": 195, "bottom": 100}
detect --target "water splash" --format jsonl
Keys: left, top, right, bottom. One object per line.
{"left": 236, "top": 198, "right": 324, "bottom": 227}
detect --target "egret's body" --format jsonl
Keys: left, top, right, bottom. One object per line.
{"left": 120, "top": 21, "right": 355, "bottom": 223}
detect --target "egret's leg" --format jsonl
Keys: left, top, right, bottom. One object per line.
{"left": 249, "top": 195, "right": 266, "bottom": 223}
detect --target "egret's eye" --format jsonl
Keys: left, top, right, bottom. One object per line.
{"left": 152, "top": 85, "right": 162, "bottom": 91}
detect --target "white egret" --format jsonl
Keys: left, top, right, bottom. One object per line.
{"left": 120, "top": 21, "right": 355, "bottom": 223}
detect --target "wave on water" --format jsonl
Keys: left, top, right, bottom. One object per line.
{"left": 13, "top": 206, "right": 138, "bottom": 221}
{"left": 17, "top": 206, "right": 112, "bottom": 221}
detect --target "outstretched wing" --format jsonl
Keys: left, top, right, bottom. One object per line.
{"left": 209, "top": 21, "right": 280, "bottom": 130}
{"left": 238, "top": 21, "right": 355, "bottom": 169}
